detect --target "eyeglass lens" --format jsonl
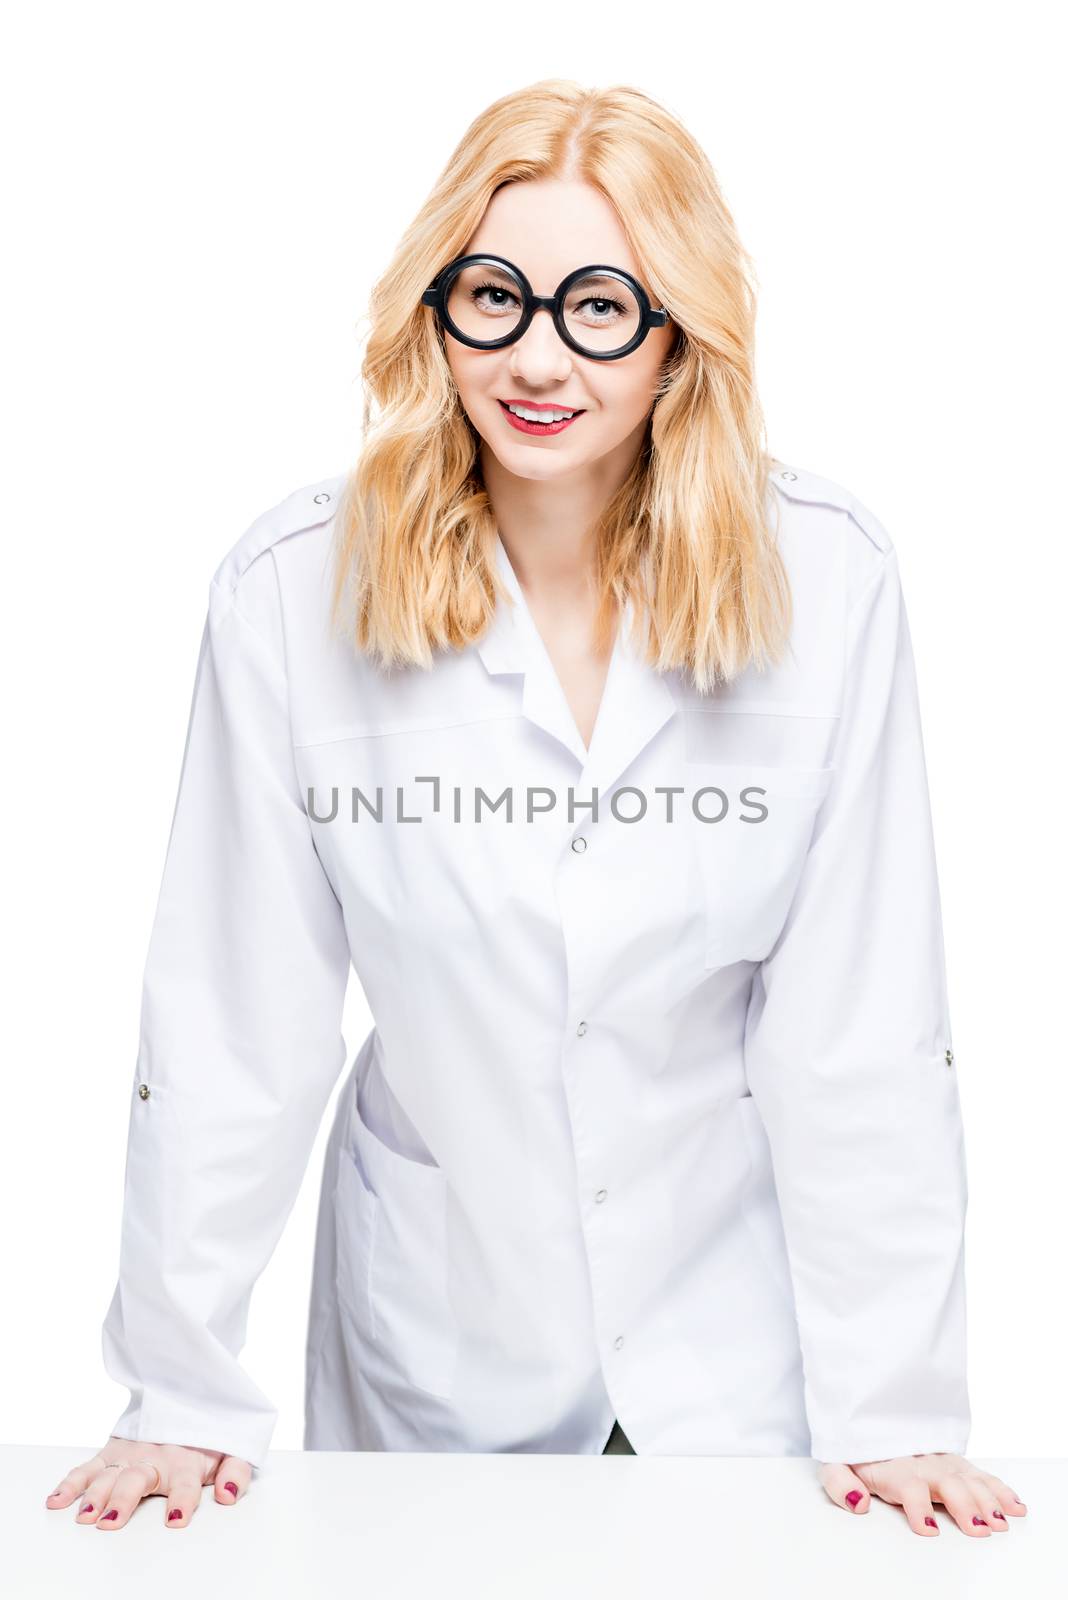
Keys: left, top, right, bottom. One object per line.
{"left": 445, "top": 263, "right": 642, "bottom": 355}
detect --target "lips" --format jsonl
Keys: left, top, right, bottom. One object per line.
{"left": 498, "top": 399, "right": 586, "bottom": 436}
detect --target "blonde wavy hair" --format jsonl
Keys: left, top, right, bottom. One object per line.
{"left": 329, "top": 78, "right": 791, "bottom": 694}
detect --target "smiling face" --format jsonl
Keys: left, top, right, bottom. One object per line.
{"left": 442, "top": 178, "right": 676, "bottom": 486}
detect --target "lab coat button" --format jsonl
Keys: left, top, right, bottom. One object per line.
{"left": 779, "top": 469, "right": 798, "bottom": 481}
{"left": 312, "top": 491, "right": 332, "bottom": 505}
{"left": 613, "top": 1335, "right": 625, "bottom": 1350}
{"left": 595, "top": 1188, "right": 608, "bottom": 1203}
{"left": 576, "top": 1020, "right": 588, "bottom": 1037}
{"left": 137, "top": 1083, "right": 150, "bottom": 1100}
{"left": 945, "top": 1047, "right": 954, "bottom": 1066}
{"left": 571, "top": 836, "right": 588, "bottom": 853}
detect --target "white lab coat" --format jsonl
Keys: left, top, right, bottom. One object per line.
{"left": 101, "top": 462, "right": 971, "bottom": 1468}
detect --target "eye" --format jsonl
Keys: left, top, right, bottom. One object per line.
{"left": 468, "top": 280, "right": 522, "bottom": 315}
{"left": 573, "top": 295, "right": 629, "bottom": 324}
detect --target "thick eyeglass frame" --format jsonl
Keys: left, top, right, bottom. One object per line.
{"left": 421, "top": 253, "right": 671, "bottom": 362}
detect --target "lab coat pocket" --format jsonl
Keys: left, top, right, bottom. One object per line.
{"left": 335, "top": 1144, "right": 380, "bottom": 1343}
{"left": 737, "top": 1093, "right": 795, "bottom": 1303}
{"left": 340, "top": 1077, "right": 459, "bottom": 1400}
{"left": 693, "top": 763, "right": 834, "bottom": 968}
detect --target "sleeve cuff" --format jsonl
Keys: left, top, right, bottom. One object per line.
{"left": 109, "top": 1397, "right": 276, "bottom": 1473}
{"left": 809, "top": 1425, "right": 971, "bottom": 1465}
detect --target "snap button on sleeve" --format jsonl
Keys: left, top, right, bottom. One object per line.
{"left": 137, "top": 1083, "right": 150, "bottom": 1100}
{"left": 945, "top": 1047, "right": 954, "bottom": 1066}
{"left": 576, "top": 1020, "right": 588, "bottom": 1037}
{"left": 595, "top": 1188, "right": 608, "bottom": 1204}
{"left": 613, "top": 1335, "right": 625, "bottom": 1350}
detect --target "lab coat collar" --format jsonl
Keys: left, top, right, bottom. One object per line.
{"left": 475, "top": 532, "right": 679, "bottom": 800}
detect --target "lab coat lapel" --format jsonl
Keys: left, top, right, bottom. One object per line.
{"left": 475, "top": 533, "right": 678, "bottom": 794}
{"left": 575, "top": 600, "right": 678, "bottom": 807}
{"left": 475, "top": 534, "right": 589, "bottom": 764}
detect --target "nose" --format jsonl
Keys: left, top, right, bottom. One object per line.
{"left": 508, "top": 307, "right": 574, "bottom": 385}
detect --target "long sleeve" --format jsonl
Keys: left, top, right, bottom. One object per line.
{"left": 101, "top": 554, "right": 352, "bottom": 1471}
{"left": 743, "top": 540, "right": 970, "bottom": 1465}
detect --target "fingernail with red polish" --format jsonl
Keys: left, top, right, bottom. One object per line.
{"left": 102, "top": 1509, "right": 118, "bottom": 1521}
{"left": 924, "top": 1516, "right": 937, "bottom": 1527}
{"left": 972, "top": 1516, "right": 988, "bottom": 1525}
{"left": 168, "top": 1509, "right": 182, "bottom": 1521}
{"left": 846, "top": 1490, "right": 863, "bottom": 1507}
{"left": 224, "top": 1480, "right": 238, "bottom": 1496}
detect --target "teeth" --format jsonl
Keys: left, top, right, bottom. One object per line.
{"left": 506, "top": 404, "right": 576, "bottom": 423}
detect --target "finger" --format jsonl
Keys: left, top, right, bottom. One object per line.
{"left": 818, "top": 1463, "right": 871, "bottom": 1513}
{"left": 900, "top": 1482, "right": 940, "bottom": 1537}
{"left": 967, "top": 1474, "right": 1011, "bottom": 1533}
{"left": 45, "top": 1449, "right": 117, "bottom": 1509}
{"left": 163, "top": 1470, "right": 204, "bottom": 1528}
{"left": 45, "top": 1466, "right": 93, "bottom": 1508}
{"left": 76, "top": 1466, "right": 127, "bottom": 1522}
{"left": 976, "top": 1471, "right": 1027, "bottom": 1519}
{"left": 213, "top": 1456, "right": 253, "bottom": 1505}
{"left": 936, "top": 1474, "right": 992, "bottom": 1537}
{"left": 92, "top": 1462, "right": 161, "bottom": 1529}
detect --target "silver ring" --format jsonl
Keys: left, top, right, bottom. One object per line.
{"left": 100, "top": 1458, "right": 162, "bottom": 1494}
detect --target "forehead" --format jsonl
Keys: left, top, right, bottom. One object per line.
{"left": 463, "top": 178, "right": 641, "bottom": 292}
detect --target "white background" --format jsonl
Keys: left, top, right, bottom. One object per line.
{"left": 3, "top": 0, "right": 1064, "bottom": 1460}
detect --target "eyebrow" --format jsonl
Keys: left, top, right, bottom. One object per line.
{"left": 475, "top": 261, "right": 635, "bottom": 293}
{"left": 566, "top": 274, "right": 624, "bottom": 290}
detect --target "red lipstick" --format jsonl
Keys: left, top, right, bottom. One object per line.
{"left": 497, "top": 398, "right": 586, "bottom": 436}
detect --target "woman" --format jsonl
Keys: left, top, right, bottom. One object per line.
{"left": 45, "top": 80, "right": 1026, "bottom": 1537}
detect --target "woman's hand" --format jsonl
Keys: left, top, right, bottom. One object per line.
{"left": 818, "top": 1451, "right": 1028, "bottom": 1536}
{"left": 44, "top": 1435, "right": 252, "bottom": 1528}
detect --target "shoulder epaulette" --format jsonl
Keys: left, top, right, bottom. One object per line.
{"left": 769, "top": 459, "right": 892, "bottom": 554}
{"left": 211, "top": 472, "right": 347, "bottom": 595}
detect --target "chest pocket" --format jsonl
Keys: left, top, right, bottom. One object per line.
{"left": 681, "top": 707, "right": 837, "bottom": 969}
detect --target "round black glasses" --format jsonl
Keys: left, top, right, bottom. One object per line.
{"left": 421, "top": 254, "right": 671, "bottom": 361}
